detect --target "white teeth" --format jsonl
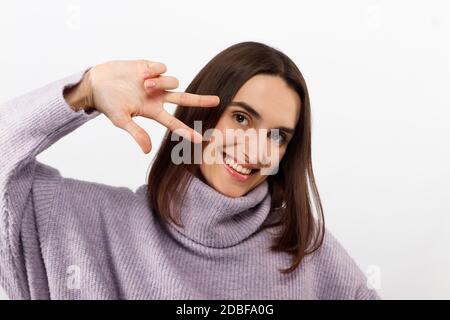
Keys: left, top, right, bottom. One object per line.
{"left": 224, "top": 155, "right": 252, "bottom": 175}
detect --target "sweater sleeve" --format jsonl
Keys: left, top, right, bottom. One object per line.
{"left": 0, "top": 69, "right": 101, "bottom": 299}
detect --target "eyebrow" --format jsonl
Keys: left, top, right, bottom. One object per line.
{"left": 229, "top": 101, "right": 262, "bottom": 120}
{"left": 229, "top": 100, "right": 295, "bottom": 135}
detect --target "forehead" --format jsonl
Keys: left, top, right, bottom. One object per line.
{"left": 232, "top": 74, "right": 301, "bottom": 128}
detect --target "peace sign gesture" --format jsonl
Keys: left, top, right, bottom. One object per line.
{"left": 73, "top": 59, "right": 220, "bottom": 153}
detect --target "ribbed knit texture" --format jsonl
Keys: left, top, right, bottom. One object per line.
{"left": 0, "top": 69, "right": 381, "bottom": 300}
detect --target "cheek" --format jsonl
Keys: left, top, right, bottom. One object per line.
{"left": 200, "top": 138, "right": 226, "bottom": 176}
{"left": 213, "top": 114, "right": 232, "bottom": 130}
{"left": 277, "top": 149, "right": 287, "bottom": 162}
{"left": 258, "top": 147, "right": 286, "bottom": 176}
{"left": 266, "top": 146, "right": 286, "bottom": 164}
{"left": 215, "top": 113, "right": 242, "bottom": 135}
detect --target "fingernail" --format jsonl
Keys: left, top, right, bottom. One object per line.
{"left": 144, "top": 80, "right": 156, "bottom": 89}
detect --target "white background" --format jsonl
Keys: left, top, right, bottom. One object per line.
{"left": 1, "top": 0, "right": 449, "bottom": 299}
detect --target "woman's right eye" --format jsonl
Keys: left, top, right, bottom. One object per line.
{"left": 233, "top": 113, "right": 249, "bottom": 126}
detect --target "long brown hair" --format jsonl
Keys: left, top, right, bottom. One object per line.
{"left": 147, "top": 41, "right": 325, "bottom": 274}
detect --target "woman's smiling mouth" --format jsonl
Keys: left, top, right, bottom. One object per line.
{"left": 222, "top": 152, "right": 258, "bottom": 182}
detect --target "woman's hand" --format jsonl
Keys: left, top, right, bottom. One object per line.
{"left": 67, "top": 59, "right": 220, "bottom": 154}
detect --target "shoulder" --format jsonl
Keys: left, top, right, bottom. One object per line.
{"left": 307, "top": 227, "right": 381, "bottom": 299}
{"left": 33, "top": 161, "right": 136, "bottom": 203}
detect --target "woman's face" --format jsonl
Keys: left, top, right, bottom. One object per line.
{"left": 199, "top": 74, "right": 300, "bottom": 197}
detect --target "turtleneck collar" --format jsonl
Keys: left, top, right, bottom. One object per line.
{"left": 137, "top": 172, "right": 272, "bottom": 248}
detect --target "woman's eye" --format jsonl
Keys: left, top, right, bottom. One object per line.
{"left": 269, "top": 130, "right": 286, "bottom": 144}
{"left": 233, "top": 113, "right": 249, "bottom": 126}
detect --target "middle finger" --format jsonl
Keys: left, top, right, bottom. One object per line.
{"left": 144, "top": 75, "right": 179, "bottom": 92}
{"left": 163, "top": 91, "right": 220, "bottom": 108}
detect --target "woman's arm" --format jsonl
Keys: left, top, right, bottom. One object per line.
{"left": 0, "top": 59, "right": 219, "bottom": 299}
{"left": 0, "top": 69, "right": 101, "bottom": 298}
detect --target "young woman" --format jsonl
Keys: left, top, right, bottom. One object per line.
{"left": 0, "top": 41, "right": 380, "bottom": 299}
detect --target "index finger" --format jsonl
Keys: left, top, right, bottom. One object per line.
{"left": 153, "top": 108, "right": 205, "bottom": 143}
{"left": 164, "top": 91, "right": 220, "bottom": 108}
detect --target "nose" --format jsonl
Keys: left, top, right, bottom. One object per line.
{"left": 223, "top": 128, "right": 273, "bottom": 167}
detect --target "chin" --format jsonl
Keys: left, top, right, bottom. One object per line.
{"left": 212, "top": 180, "right": 249, "bottom": 198}
{"left": 199, "top": 164, "right": 258, "bottom": 198}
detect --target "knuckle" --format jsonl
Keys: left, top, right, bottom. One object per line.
{"left": 159, "top": 62, "right": 167, "bottom": 72}
{"left": 138, "top": 60, "right": 152, "bottom": 73}
{"left": 173, "top": 77, "right": 179, "bottom": 87}
{"left": 110, "top": 115, "right": 125, "bottom": 128}
{"left": 180, "top": 92, "right": 188, "bottom": 105}
{"left": 137, "top": 59, "right": 149, "bottom": 67}
{"left": 135, "top": 129, "right": 147, "bottom": 140}
{"left": 167, "top": 116, "right": 176, "bottom": 129}
{"left": 152, "top": 107, "right": 164, "bottom": 121}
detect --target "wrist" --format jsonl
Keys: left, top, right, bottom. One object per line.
{"left": 64, "top": 69, "right": 95, "bottom": 112}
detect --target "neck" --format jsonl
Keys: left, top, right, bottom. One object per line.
{"left": 155, "top": 170, "right": 272, "bottom": 248}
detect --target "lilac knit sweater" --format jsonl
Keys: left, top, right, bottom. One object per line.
{"left": 0, "top": 69, "right": 381, "bottom": 300}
